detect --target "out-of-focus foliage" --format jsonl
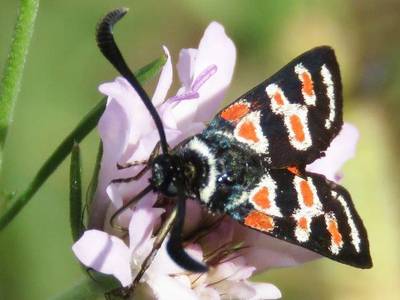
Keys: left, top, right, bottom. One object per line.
{"left": 0, "top": 1, "right": 399, "bottom": 299}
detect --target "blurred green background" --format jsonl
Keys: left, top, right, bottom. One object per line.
{"left": 0, "top": 0, "right": 399, "bottom": 299}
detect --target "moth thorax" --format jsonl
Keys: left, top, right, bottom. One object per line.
{"left": 150, "top": 154, "right": 185, "bottom": 197}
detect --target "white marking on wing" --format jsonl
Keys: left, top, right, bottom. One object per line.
{"left": 332, "top": 191, "right": 361, "bottom": 253}
{"left": 321, "top": 64, "right": 336, "bottom": 129}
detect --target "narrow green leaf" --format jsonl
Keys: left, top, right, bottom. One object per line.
{"left": 0, "top": 0, "right": 40, "bottom": 173}
{"left": 0, "top": 99, "right": 105, "bottom": 229}
{"left": 0, "top": 99, "right": 106, "bottom": 230}
{"left": 135, "top": 54, "right": 167, "bottom": 83}
{"left": 49, "top": 274, "right": 121, "bottom": 300}
{"left": 70, "top": 143, "right": 83, "bottom": 241}
{"left": 0, "top": 55, "right": 166, "bottom": 230}
{"left": 86, "top": 141, "right": 103, "bottom": 209}
{"left": 49, "top": 272, "right": 152, "bottom": 300}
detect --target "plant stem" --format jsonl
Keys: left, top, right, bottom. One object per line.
{"left": 70, "top": 143, "right": 83, "bottom": 242}
{"left": 0, "top": 0, "right": 40, "bottom": 174}
{"left": 0, "top": 98, "right": 106, "bottom": 230}
{"left": 49, "top": 275, "right": 119, "bottom": 300}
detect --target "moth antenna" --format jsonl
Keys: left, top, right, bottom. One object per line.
{"left": 96, "top": 8, "right": 169, "bottom": 154}
{"left": 167, "top": 191, "right": 208, "bottom": 273}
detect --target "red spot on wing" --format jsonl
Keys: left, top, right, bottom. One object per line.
{"left": 238, "top": 121, "right": 259, "bottom": 142}
{"left": 252, "top": 187, "right": 271, "bottom": 209}
{"left": 290, "top": 114, "right": 305, "bottom": 142}
{"left": 244, "top": 211, "right": 274, "bottom": 232}
{"left": 327, "top": 219, "right": 343, "bottom": 246}
{"left": 221, "top": 102, "right": 249, "bottom": 121}
{"left": 298, "top": 217, "right": 308, "bottom": 230}
{"left": 300, "top": 180, "right": 313, "bottom": 207}
{"left": 301, "top": 72, "right": 314, "bottom": 96}
{"left": 273, "top": 92, "right": 284, "bottom": 106}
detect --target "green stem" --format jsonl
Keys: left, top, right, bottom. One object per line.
{"left": 70, "top": 143, "right": 83, "bottom": 242}
{"left": 49, "top": 275, "right": 120, "bottom": 300}
{"left": 0, "top": 99, "right": 106, "bottom": 230}
{"left": 0, "top": 0, "right": 40, "bottom": 173}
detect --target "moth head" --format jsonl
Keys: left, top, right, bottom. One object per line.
{"left": 150, "top": 154, "right": 184, "bottom": 197}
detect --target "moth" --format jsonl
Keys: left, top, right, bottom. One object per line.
{"left": 97, "top": 9, "right": 372, "bottom": 274}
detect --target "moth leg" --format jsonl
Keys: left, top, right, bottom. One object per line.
{"left": 116, "top": 160, "right": 147, "bottom": 170}
{"left": 111, "top": 143, "right": 161, "bottom": 183}
{"left": 110, "top": 165, "right": 149, "bottom": 184}
{"left": 109, "top": 185, "right": 153, "bottom": 231}
{"left": 116, "top": 142, "right": 161, "bottom": 170}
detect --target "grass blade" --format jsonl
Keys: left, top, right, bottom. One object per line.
{"left": 0, "top": 0, "right": 40, "bottom": 173}
{"left": 70, "top": 143, "right": 83, "bottom": 241}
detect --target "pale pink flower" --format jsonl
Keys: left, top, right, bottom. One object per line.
{"left": 74, "top": 190, "right": 282, "bottom": 299}
{"left": 74, "top": 193, "right": 202, "bottom": 299}
{"left": 73, "top": 20, "right": 359, "bottom": 299}
{"left": 73, "top": 195, "right": 165, "bottom": 287}
{"left": 306, "top": 123, "right": 359, "bottom": 182}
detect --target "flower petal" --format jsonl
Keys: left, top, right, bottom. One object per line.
{"left": 124, "top": 129, "right": 162, "bottom": 163}
{"left": 164, "top": 21, "right": 236, "bottom": 128}
{"left": 176, "top": 48, "right": 197, "bottom": 90}
{"left": 306, "top": 123, "right": 359, "bottom": 182}
{"left": 147, "top": 274, "right": 198, "bottom": 300}
{"left": 183, "top": 199, "right": 205, "bottom": 235}
{"left": 101, "top": 77, "right": 155, "bottom": 145}
{"left": 98, "top": 97, "right": 131, "bottom": 163}
{"left": 161, "top": 101, "right": 206, "bottom": 139}
{"left": 200, "top": 218, "right": 235, "bottom": 255}
{"left": 100, "top": 77, "right": 154, "bottom": 142}
{"left": 208, "top": 256, "right": 254, "bottom": 283}
{"left": 233, "top": 222, "right": 320, "bottom": 271}
{"left": 89, "top": 97, "right": 131, "bottom": 229}
{"left": 129, "top": 205, "right": 165, "bottom": 254}
{"left": 72, "top": 230, "right": 132, "bottom": 287}
{"left": 215, "top": 280, "right": 256, "bottom": 300}
{"left": 152, "top": 46, "right": 173, "bottom": 107}
{"left": 191, "top": 21, "right": 236, "bottom": 123}
{"left": 150, "top": 241, "right": 204, "bottom": 275}
{"left": 90, "top": 76, "right": 159, "bottom": 228}
{"left": 194, "top": 286, "right": 220, "bottom": 300}
{"left": 249, "top": 282, "right": 282, "bottom": 300}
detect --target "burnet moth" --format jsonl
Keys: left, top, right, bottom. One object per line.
{"left": 96, "top": 8, "right": 372, "bottom": 276}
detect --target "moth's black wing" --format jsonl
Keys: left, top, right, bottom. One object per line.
{"left": 188, "top": 46, "right": 370, "bottom": 269}
{"left": 206, "top": 46, "right": 343, "bottom": 168}
{"left": 225, "top": 169, "right": 372, "bottom": 268}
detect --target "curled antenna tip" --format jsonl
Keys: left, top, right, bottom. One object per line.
{"left": 95, "top": 7, "right": 170, "bottom": 154}
{"left": 95, "top": 7, "right": 129, "bottom": 67}
{"left": 96, "top": 8, "right": 129, "bottom": 37}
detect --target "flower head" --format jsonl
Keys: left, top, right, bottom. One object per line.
{"left": 73, "top": 20, "right": 359, "bottom": 299}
